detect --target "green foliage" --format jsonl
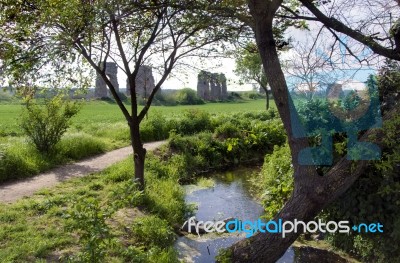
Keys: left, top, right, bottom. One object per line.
{"left": 174, "top": 88, "right": 204, "bottom": 105}
{"left": 64, "top": 197, "right": 114, "bottom": 263}
{"left": 140, "top": 113, "right": 170, "bottom": 142}
{"left": 0, "top": 141, "right": 43, "bottom": 182}
{"left": 0, "top": 135, "right": 107, "bottom": 183}
{"left": 0, "top": 100, "right": 276, "bottom": 182}
{"left": 0, "top": 138, "right": 200, "bottom": 262}
{"left": 322, "top": 66, "right": 400, "bottom": 262}
{"left": 257, "top": 144, "right": 294, "bottom": 219}
{"left": 323, "top": 113, "right": 400, "bottom": 262}
{"left": 57, "top": 133, "right": 107, "bottom": 159}
{"left": 234, "top": 42, "right": 268, "bottom": 89}
{"left": 167, "top": 111, "right": 286, "bottom": 182}
{"left": 215, "top": 247, "right": 233, "bottom": 263}
{"left": 175, "top": 109, "right": 214, "bottom": 135}
{"left": 296, "top": 98, "right": 336, "bottom": 135}
{"left": 378, "top": 59, "right": 400, "bottom": 112}
{"left": 131, "top": 215, "right": 175, "bottom": 249}
{"left": 109, "top": 180, "right": 144, "bottom": 209}
{"left": 21, "top": 95, "right": 80, "bottom": 153}
{"left": 143, "top": 172, "right": 187, "bottom": 224}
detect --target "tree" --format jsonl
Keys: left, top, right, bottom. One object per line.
{"left": 0, "top": 0, "right": 244, "bottom": 190}
{"left": 226, "top": 0, "right": 400, "bottom": 262}
{"left": 234, "top": 42, "right": 270, "bottom": 109}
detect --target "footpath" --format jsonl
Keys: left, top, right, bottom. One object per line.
{"left": 0, "top": 141, "right": 165, "bottom": 203}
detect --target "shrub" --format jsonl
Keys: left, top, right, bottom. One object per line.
{"left": 65, "top": 197, "right": 113, "bottom": 263}
{"left": 258, "top": 144, "right": 294, "bottom": 219}
{"left": 214, "top": 122, "right": 241, "bottom": 139}
{"left": 140, "top": 113, "right": 170, "bottom": 142}
{"left": 174, "top": 88, "right": 204, "bottom": 105}
{"left": 176, "top": 109, "right": 213, "bottom": 135}
{"left": 21, "top": 95, "right": 80, "bottom": 153}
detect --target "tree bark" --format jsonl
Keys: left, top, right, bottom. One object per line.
{"left": 261, "top": 85, "right": 270, "bottom": 110}
{"left": 231, "top": 191, "right": 323, "bottom": 262}
{"left": 227, "top": 0, "right": 385, "bottom": 261}
{"left": 129, "top": 121, "right": 146, "bottom": 190}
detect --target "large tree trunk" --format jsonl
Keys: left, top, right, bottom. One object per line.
{"left": 231, "top": 191, "right": 324, "bottom": 262}
{"left": 227, "top": 1, "right": 321, "bottom": 261}
{"left": 130, "top": 122, "right": 146, "bottom": 190}
{"left": 227, "top": 0, "right": 384, "bottom": 261}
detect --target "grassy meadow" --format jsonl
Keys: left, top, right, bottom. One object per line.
{"left": 0, "top": 99, "right": 271, "bottom": 136}
{"left": 0, "top": 99, "right": 274, "bottom": 182}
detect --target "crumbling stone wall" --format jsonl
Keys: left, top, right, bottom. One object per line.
{"left": 197, "top": 70, "right": 228, "bottom": 101}
{"left": 126, "top": 65, "right": 155, "bottom": 98}
{"left": 95, "top": 62, "right": 119, "bottom": 98}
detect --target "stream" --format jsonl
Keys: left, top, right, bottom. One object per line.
{"left": 175, "top": 168, "right": 350, "bottom": 263}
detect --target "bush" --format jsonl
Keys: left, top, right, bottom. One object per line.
{"left": 65, "top": 197, "right": 113, "bottom": 262}
{"left": 140, "top": 113, "right": 170, "bottom": 142}
{"left": 322, "top": 113, "right": 400, "bottom": 262}
{"left": 174, "top": 88, "right": 204, "bottom": 105}
{"left": 176, "top": 109, "right": 213, "bottom": 135}
{"left": 21, "top": 95, "right": 80, "bottom": 153}
{"left": 257, "top": 144, "right": 294, "bottom": 219}
{"left": 214, "top": 122, "right": 241, "bottom": 139}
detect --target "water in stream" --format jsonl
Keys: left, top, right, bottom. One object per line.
{"left": 175, "top": 168, "right": 350, "bottom": 263}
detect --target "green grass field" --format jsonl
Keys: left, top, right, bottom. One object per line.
{"left": 0, "top": 99, "right": 275, "bottom": 182}
{"left": 0, "top": 99, "right": 272, "bottom": 136}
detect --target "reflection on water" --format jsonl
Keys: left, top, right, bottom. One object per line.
{"left": 176, "top": 168, "right": 350, "bottom": 263}
{"left": 184, "top": 169, "right": 263, "bottom": 222}
{"left": 176, "top": 168, "right": 263, "bottom": 262}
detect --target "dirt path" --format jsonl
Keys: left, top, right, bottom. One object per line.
{"left": 0, "top": 140, "right": 166, "bottom": 203}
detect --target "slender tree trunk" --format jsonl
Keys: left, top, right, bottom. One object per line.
{"left": 261, "top": 85, "right": 269, "bottom": 110}
{"left": 129, "top": 122, "right": 146, "bottom": 190}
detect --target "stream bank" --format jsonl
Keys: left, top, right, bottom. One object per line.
{"left": 175, "top": 168, "right": 358, "bottom": 263}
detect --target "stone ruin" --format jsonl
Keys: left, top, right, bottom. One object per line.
{"left": 126, "top": 65, "right": 155, "bottom": 98}
{"left": 197, "top": 70, "right": 228, "bottom": 101}
{"left": 95, "top": 62, "right": 119, "bottom": 98}
{"left": 95, "top": 63, "right": 156, "bottom": 98}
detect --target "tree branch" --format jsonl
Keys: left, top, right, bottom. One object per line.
{"left": 299, "top": 0, "right": 400, "bottom": 60}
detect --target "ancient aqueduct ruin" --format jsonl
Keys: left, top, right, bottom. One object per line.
{"left": 95, "top": 63, "right": 228, "bottom": 101}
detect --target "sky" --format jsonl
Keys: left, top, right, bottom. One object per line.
{"left": 117, "top": 56, "right": 254, "bottom": 92}
{"left": 120, "top": 25, "right": 379, "bottom": 93}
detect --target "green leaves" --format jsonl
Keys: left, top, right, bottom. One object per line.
{"left": 234, "top": 42, "right": 267, "bottom": 88}
{"left": 64, "top": 197, "right": 114, "bottom": 262}
{"left": 257, "top": 144, "right": 294, "bottom": 219}
{"left": 20, "top": 94, "right": 81, "bottom": 153}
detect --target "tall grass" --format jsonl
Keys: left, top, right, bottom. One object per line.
{"left": 0, "top": 134, "right": 108, "bottom": 182}
{"left": 0, "top": 143, "right": 191, "bottom": 261}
